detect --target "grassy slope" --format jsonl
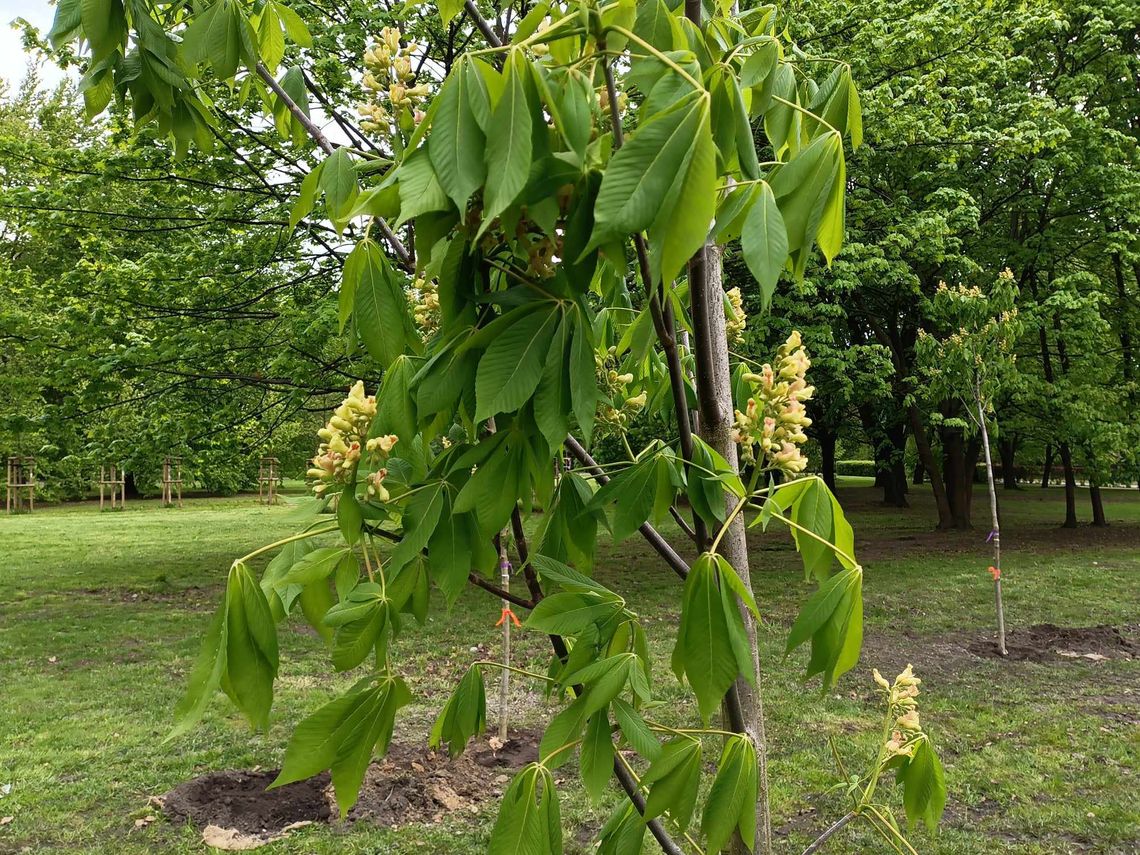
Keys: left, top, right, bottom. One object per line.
{"left": 1, "top": 484, "right": 1137, "bottom": 854}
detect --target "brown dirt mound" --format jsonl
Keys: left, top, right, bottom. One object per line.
{"left": 162, "top": 770, "right": 330, "bottom": 836}
{"left": 969, "top": 623, "right": 1139, "bottom": 662}
{"left": 161, "top": 731, "right": 539, "bottom": 836}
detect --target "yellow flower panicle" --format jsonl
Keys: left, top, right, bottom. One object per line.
{"left": 873, "top": 665, "right": 930, "bottom": 760}
{"left": 732, "top": 331, "right": 814, "bottom": 475}
{"left": 307, "top": 382, "right": 398, "bottom": 499}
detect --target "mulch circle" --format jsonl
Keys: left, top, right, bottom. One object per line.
{"left": 968, "top": 623, "right": 1139, "bottom": 662}
{"left": 161, "top": 730, "right": 539, "bottom": 837}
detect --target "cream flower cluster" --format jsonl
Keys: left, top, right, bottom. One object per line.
{"left": 873, "top": 664, "right": 926, "bottom": 759}
{"left": 595, "top": 349, "right": 647, "bottom": 434}
{"left": 732, "top": 331, "right": 814, "bottom": 474}
{"left": 359, "top": 27, "right": 429, "bottom": 133}
{"left": 725, "top": 287, "right": 746, "bottom": 344}
{"left": 306, "top": 382, "right": 398, "bottom": 499}
{"left": 409, "top": 277, "right": 440, "bottom": 336}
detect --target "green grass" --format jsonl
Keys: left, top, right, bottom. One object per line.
{"left": 1, "top": 485, "right": 1138, "bottom": 854}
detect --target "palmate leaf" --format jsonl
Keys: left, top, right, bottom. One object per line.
{"left": 900, "top": 737, "right": 948, "bottom": 831}
{"left": 740, "top": 181, "right": 788, "bottom": 310}
{"left": 430, "top": 664, "right": 487, "bottom": 757}
{"left": 474, "top": 304, "right": 560, "bottom": 421}
{"left": 588, "top": 90, "right": 706, "bottom": 253}
{"left": 271, "top": 675, "right": 412, "bottom": 816}
{"left": 701, "top": 735, "right": 758, "bottom": 853}
{"left": 525, "top": 592, "right": 624, "bottom": 636}
{"left": 642, "top": 737, "right": 702, "bottom": 830}
{"left": 428, "top": 57, "right": 487, "bottom": 211}
{"left": 351, "top": 240, "right": 416, "bottom": 368}
{"left": 672, "top": 553, "right": 742, "bottom": 723}
{"left": 786, "top": 565, "right": 863, "bottom": 690}
{"left": 481, "top": 49, "right": 534, "bottom": 233}
{"left": 598, "top": 802, "right": 646, "bottom": 855}
{"left": 580, "top": 710, "right": 614, "bottom": 803}
{"left": 489, "top": 764, "right": 561, "bottom": 855}
{"left": 646, "top": 93, "right": 716, "bottom": 286}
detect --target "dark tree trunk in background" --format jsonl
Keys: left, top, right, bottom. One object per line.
{"left": 124, "top": 472, "right": 142, "bottom": 499}
{"left": 941, "top": 425, "right": 978, "bottom": 529}
{"left": 1090, "top": 480, "right": 1107, "bottom": 526}
{"left": 1040, "top": 444, "right": 1053, "bottom": 488}
{"left": 912, "top": 459, "right": 925, "bottom": 485}
{"left": 999, "top": 435, "right": 1019, "bottom": 489}
{"left": 907, "top": 405, "right": 953, "bottom": 528}
{"left": 817, "top": 428, "right": 837, "bottom": 492}
{"left": 881, "top": 421, "right": 909, "bottom": 507}
{"left": 1059, "top": 443, "right": 1078, "bottom": 528}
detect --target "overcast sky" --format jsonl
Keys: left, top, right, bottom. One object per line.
{"left": 1, "top": 0, "right": 69, "bottom": 90}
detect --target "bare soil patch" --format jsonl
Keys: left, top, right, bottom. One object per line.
{"left": 160, "top": 730, "right": 539, "bottom": 837}
{"left": 967, "top": 623, "right": 1139, "bottom": 662}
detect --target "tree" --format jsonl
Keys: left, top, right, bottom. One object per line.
{"left": 49, "top": 1, "right": 948, "bottom": 852}
{"left": 915, "top": 272, "right": 1022, "bottom": 654}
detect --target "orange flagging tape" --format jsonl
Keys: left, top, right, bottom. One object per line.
{"left": 987, "top": 566, "right": 1001, "bottom": 580}
{"left": 495, "top": 607, "right": 521, "bottom": 627}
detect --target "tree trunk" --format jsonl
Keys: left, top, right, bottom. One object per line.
{"left": 1059, "top": 443, "right": 1078, "bottom": 528}
{"left": 817, "top": 428, "right": 837, "bottom": 492}
{"left": 907, "top": 405, "right": 953, "bottom": 529}
{"left": 912, "top": 459, "right": 925, "bottom": 485}
{"left": 976, "top": 388, "right": 1007, "bottom": 655}
{"left": 689, "top": 242, "right": 770, "bottom": 855}
{"left": 1040, "top": 444, "right": 1053, "bottom": 488}
{"left": 1089, "top": 479, "right": 1107, "bottom": 527}
{"left": 999, "top": 435, "right": 1019, "bottom": 489}
{"left": 941, "top": 425, "right": 973, "bottom": 529}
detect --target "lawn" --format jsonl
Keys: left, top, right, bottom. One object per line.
{"left": 1, "top": 484, "right": 1137, "bottom": 854}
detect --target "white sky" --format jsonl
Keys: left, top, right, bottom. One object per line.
{"left": 1, "top": 0, "right": 70, "bottom": 90}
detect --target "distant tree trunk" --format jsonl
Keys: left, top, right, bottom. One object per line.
{"left": 881, "top": 422, "right": 908, "bottom": 507}
{"left": 1090, "top": 481, "right": 1107, "bottom": 526}
{"left": 1059, "top": 443, "right": 1078, "bottom": 528}
{"left": 817, "top": 428, "right": 837, "bottom": 492}
{"left": 976, "top": 385, "right": 1007, "bottom": 655}
{"left": 912, "top": 459, "right": 925, "bottom": 485}
{"left": 1040, "top": 444, "right": 1053, "bottom": 488}
{"left": 124, "top": 472, "right": 142, "bottom": 499}
{"left": 941, "top": 424, "right": 974, "bottom": 529}
{"left": 999, "top": 435, "right": 1019, "bottom": 489}
{"left": 908, "top": 405, "right": 953, "bottom": 529}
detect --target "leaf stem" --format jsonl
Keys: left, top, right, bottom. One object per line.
{"left": 232, "top": 525, "right": 338, "bottom": 567}
{"left": 608, "top": 26, "right": 704, "bottom": 91}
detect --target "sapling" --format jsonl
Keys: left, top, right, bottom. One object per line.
{"left": 916, "top": 272, "right": 1021, "bottom": 655}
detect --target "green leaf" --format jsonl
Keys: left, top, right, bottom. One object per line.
{"left": 589, "top": 456, "right": 658, "bottom": 543}
{"left": 272, "top": 0, "right": 312, "bottom": 46}
{"left": 786, "top": 565, "right": 863, "bottom": 689}
{"left": 674, "top": 553, "right": 739, "bottom": 723}
{"left": 170, "top": 594, "right": 227, "bottom": 739}
{"left": 223, "top": 563, "right": 278, "bottom": 730}
{"left": 791, "top": 477, "right": 835, "bottom": 582}
{"left": 475, "top": 305, "right": 559, "bottom": 421}
{"left": 331, "top": 601, "right": 387, "bottom": 671}
{"left": 598, "top": 803, "right": 645, "bottom": 855}
{"left": 318, "top": 147, "right": 358, "bottom": 216}
{"left": 526, "top": 592, "right": 623, "bottom": 636}
{"left": 901, "top": 738, "right": 947, "bottom": 831}
{"left": 438, "top": 0, "right": 463, "bottom": 26}
{"left": 481, "top": 49, "right": 534, "bottom": 231}
{"left": 647, "top": 94, "right": 715, "bottom": 287}
{"left": 534, "top": 313, "right": 572, "bottom": 449}
{"left": 271, "top": 677, "right": 412, "bottom": 816}
{"left": 353, "top": 241, "right": 412, "bottom": 369}
{"left": 642, "top": 737, "right": 702, "bottom": 829}
{"left": 588, "top": 90, "right": 705, "bottom": 250}
{"left": 489, "top": 767, "right": 544, "bottom": 855}
{"left": 611, "top": 697, "right": 662, "bottom": 761}
{"left": 427, "top": 501, "right": 472, "bottom": 604}
{"left": 740, "top": 181, "right": 788, "bottom": 311}
{"left": 540, "top": 697, "right": 589, "bottom": 769}
{"left": 390, "top": 480, "right": 446, "bottom": 568}
{"left": 430, "top": 664, "right": 487, "bottom": 757}
{"left": 580, "top": 711, "right": 614, "bottom": 803}
{"left": 337, "top": 489, "right": 363, "bottom": 545}
{"left": 281, "top": 546, "right": 352, "bottom": 586}
{"left": 702, "top": 736, "right": 758, "bottom": 853}
{"left": 429, "top": 59, "right": 487, "bottom": 211}
{"left": 396, "top": 146, "right": 451, "bottom": 225}
{"left": 569, "top": 309, "right": 599, "bottom": 444}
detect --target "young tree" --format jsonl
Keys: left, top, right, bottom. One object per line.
{"left": 49, "top": 1, "right": 946, "bottom": 852}
{"left": 915, "top": 272, "right": 1021, "bottom": 654}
